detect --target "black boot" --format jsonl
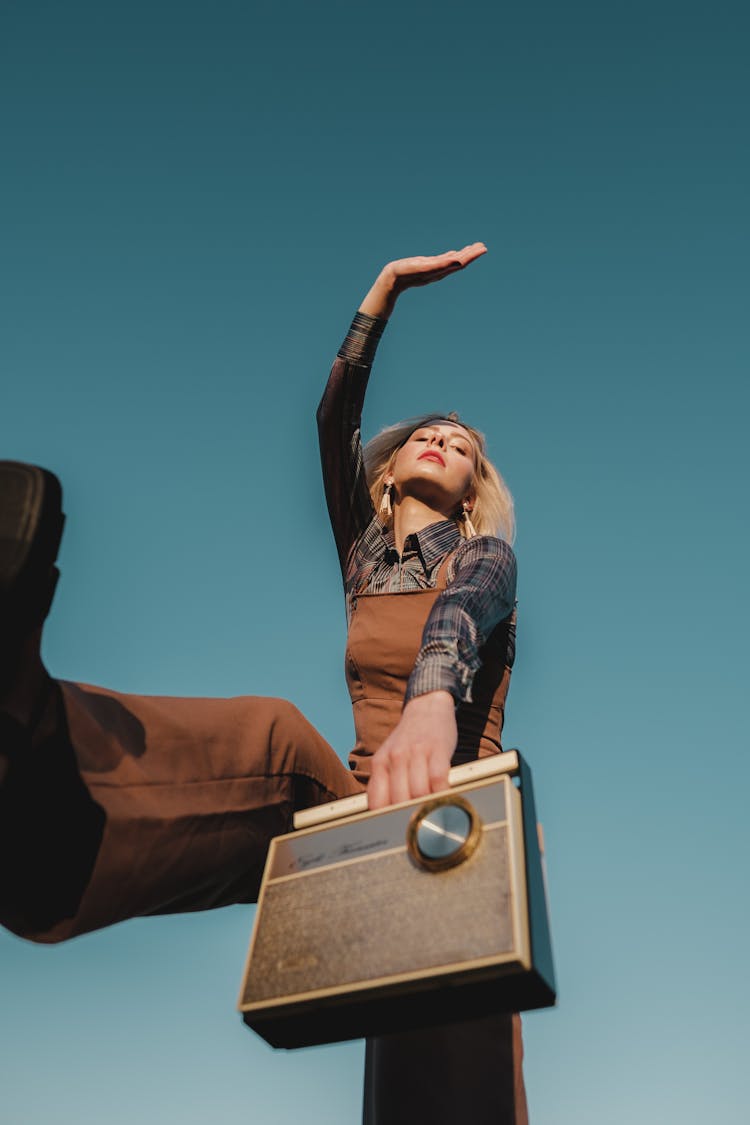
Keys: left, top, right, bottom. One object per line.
{"left": 0, "top": 461, "right": 64, "bottom": 703}
{"left": 0, "top": 463, "right": 104, "bottom": 939}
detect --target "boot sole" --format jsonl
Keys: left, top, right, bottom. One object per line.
{"left": 0, "top": 462, "right": 65, "bottom": 634}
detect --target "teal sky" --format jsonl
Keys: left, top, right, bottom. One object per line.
{"left": 1, "top": 2, "right": 748, "bottom": 1122}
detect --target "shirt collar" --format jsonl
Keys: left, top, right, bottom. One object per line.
{"left": 376, "top": 518, "right": 461, "bottom": 576}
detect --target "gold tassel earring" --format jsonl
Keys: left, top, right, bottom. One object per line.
{"left": 380, "top": 482, "right": 393, "bottom": 519}
{"left": 462, "top": 502, "right": 477, "bottom": 538}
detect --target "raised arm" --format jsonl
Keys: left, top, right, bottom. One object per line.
{"left": 317, "top": 244, "right": 487, "bottom": 572}
{"left": 316, "top": 314, "right": 385, "bottom": 574}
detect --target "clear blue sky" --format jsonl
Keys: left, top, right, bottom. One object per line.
{"left": 1, "top": 1, "right": 748, "bottom": 1122}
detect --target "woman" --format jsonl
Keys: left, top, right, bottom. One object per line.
{"left": 0, "top": 243, "right": 526, "bottom": 1122}
{"left": 319, "top": 243, "right": 517, "bottom": 808}
{"left": 318, "top": 244, "right": 527, "bottom": 1124}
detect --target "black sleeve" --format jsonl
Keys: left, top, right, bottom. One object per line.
{"left": 316, "top": 312, "right": 388, "bottom": 574}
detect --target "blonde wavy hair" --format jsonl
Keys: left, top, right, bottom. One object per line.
{"left": 363, "top": 412, "right": 515, "bottom": 543}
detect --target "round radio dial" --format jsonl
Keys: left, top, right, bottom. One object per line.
{"left": 407, "top": 795, "right": 481, "bottom": 871}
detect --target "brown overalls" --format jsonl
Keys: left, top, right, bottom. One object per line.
{"left": 347, "top": 556, "right": 527, "bottom": 1125}
{"left": 1, "top": 553, "right": 526, "bottom": 1123}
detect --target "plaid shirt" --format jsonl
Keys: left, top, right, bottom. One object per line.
{"left": 317, "top": 312, "right": 517, "bottom": 705}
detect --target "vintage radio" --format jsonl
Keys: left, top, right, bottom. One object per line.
{"left": 238, "top": 751, "right": 555, "bottom": 1048}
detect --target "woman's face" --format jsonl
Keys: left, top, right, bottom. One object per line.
{"left": 389, "top": 422, "right": 476, "bottom": 515}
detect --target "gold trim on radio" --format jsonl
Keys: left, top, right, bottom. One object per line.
{"left": 406, "top": 794, "right": 482, "bottom": 872}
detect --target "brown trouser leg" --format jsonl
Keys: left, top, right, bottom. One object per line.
{"left": 363, "top": 1012, "right": 528, "bottom": 1125}
{"left": 0, "top": 680, "right": 362, "bottom": 944}
{"left": 1, "top": 679, "right": 528, "bottom": 1121}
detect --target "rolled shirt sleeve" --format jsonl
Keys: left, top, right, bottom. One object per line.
{"left": 404, "top": 536, "right": 517, "bottom": 705}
